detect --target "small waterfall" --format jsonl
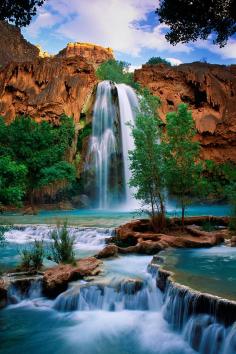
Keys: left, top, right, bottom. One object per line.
{"left": 54, "top": 273, "right": 161, "bottom": 312}
{"left": 160, "top": 276, "right": 236, "bottom": 354}
{"left": 7, "top": 278, "right": 42, "bottom": 303}
{"left": 86, "top": 80, "right": 139, "bottom": 209}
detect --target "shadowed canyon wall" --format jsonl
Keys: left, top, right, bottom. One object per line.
{"left": 134, "top": 63, "right": 236, "bottom": 163}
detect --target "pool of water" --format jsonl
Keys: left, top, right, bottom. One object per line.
{"left": 161, "top": 246, "right": 236, "bottom": 301}
{"left": 0, "top": 203, "right": 230, "bottom": 227}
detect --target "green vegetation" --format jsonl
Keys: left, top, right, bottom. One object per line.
{"left": 0, "top": 224, "right": 12, "bottom": 247}
{"left": 146, "top": 57, "right": 171, "bottom": 65}
{"left": 19, "top": 240, "right": 44, "bottom": 271}
{"left": 0, "top": 114, "right": 76, "bottom": 206}
{"left": 1, "top": 0, "right": 46, "bottom": 27}
{"left": 77, "top": 122, "right": 92, "bottom": 151}
{"left": 129, "top": 88, "right": 166, "bottom": 231}
{"left": 164, "top": 104, "right": 203, "bottom": 226}
{"left": 48, "top": 222, "right": 76, "bottom": 264}
{"left": 156, "top": 0, "right": 236, "bottom": 47}
{"left": 0, "top": 156, "right": 27, "bottom": 206}
{"left": 96, "top": 60, "right": 139, "bottom": 89}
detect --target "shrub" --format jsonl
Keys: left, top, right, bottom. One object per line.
{"left": 48, "top": 222, "right": 76, "bottom": 264}
{"left": 19, "top": 240, "right": 44, "bottom": 270}
{"left": 146, "top": 57, "right": 171, "bottom": 65}
{"left": 96, "top": 60, "right": 139, "bottom": 89}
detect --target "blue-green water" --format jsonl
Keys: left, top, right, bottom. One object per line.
{"left": 161, "top": 246, "right": 236, "bottom": 300}
{"left": 0, "top": 204, "right": 231, "bottom": 227}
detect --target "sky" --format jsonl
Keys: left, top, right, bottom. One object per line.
{"left": 22, "top": 0, "right": 236, "bottom": 69}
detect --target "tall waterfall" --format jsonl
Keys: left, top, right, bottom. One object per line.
{"left": 86, "top": 80, "right": 139, "bottom": 209}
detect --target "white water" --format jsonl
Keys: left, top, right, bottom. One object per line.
{"left": 86, "top": 80, "right": 139, "bottom": 209}
{"left": 2, "top": 227, "right": 236, "bottom": 354}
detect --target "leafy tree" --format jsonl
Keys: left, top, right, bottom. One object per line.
{"left": 48, "top": 222, "right": 76, "bottom": 264}
{"left": 0, "top": 155, "right": 27, "bottom": 206}
{"left": 146, "top": 57, "right": 171, "bottom": 66}
{"left": 0, "top": 114, "right": 76, "bottom": 205}
{"left": 163, "top": 104, "right": 203, "bottom": 226}
{"left": 129, "top": 88, "right": 166, "bottom": 230}
{"left": 96, "top": 60, "right": 139, "bottom": 89}
{"left": 0, "top": 0, "right": 46, "bottom": 27}
{"left": 156, "top": 0, "right": 236, "bottom": 47}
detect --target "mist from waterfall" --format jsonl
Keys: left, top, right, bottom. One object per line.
{"left": 86, "top": 80, "right": 139, "bottom": 209}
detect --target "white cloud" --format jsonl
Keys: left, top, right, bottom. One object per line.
{"left": 24, "top": 0, "right": 191, "bottom": 57}
{"left": 165, "top": 57, "right": 183, "bottom": 66}
{"left": 194, "top": 38, "right": 236, "bottom": 60}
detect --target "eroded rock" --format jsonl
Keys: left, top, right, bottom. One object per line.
{"left": 96, "top": 244, "right": 118, "bottom": 258}
{"left": 43, "top": 257, "right": 102, "bottom": 298}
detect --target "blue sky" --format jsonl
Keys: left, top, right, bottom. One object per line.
{"left": 22, "top": 0, "right": 236, "bottom": 69}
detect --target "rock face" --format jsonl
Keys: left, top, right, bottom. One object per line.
{"left": 114, "top": 219, "right": 225, "bottom": 255}
{"left": 0, "top": 56, "right": 96, "bottom": 123}
{"left": 43, "top": 257, "right": 102, "bottom": 298}
{"left": 134, "top": 63, "right": 236, "bottom": 163}
{"left": 57, "top": 42, "right": 114, "bottom": 67}
{"left": 0, "top": 21, "right": 40, "bottom": 68}
{"left": 96, "top": 244, "right": 118, "bottom": 258}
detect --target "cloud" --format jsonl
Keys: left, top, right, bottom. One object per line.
{"left": 165, "top": 57, "right": 183, "bottom": 66}
{"left": 194, "top": 38, "right": 236, "bottom": 60}
{"left": 24, "top": 0, "right": 191, "bottom": 56}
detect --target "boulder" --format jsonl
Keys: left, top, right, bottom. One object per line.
{"left": 96, "top": 244, "right": 118, "bottom": 258}
{"left": 43, "top": 257, "right": 102, "bottom": 298}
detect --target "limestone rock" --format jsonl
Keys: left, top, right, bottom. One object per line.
{"left": 57, "top": 42, "right": 114, "bottom": 67}
{"left": 134, "top": 63, "right": 236, "bottom": 163}
{"left": 43, "top": 257, "right": 102, "bottom": 298}
{"left": 0, "top": 21, "right": 39, "bottom": 68}
{"left": 96, "top": 244, "right": 118, "bottom": 258}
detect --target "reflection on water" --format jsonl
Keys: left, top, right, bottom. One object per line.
{"left": 161, "top": 246, "right": 236, "bottom": 300}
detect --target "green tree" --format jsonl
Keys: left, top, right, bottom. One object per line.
{"left": 0, "top": 155, "right": 27, "bottom": 206}
{"left": 129, "top": 89, "right": 166, "bottom": 230}
{"left": 0, "top": 0, "right": 46, "bottom": 27}
{"left": 96, "top": 60, "right": 139, "bottom": 89}
{"left": 156, "top": 0, "right": 236, "bottom": 47}
{"left": 163, "top": 104, "right": 202, "bottom": 226}
{"left": 146, "top": 57, "right": 171, "bottom": 65}
{"left": 0, "top": 115, "right": 76, "bottom": 205}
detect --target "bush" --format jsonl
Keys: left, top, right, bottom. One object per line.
{"left": 146, "top": 57, "right": 171, "bottom": 65}
{"left": 48, "top": 222, "right": 76, "bottom": 264}
{"left": 96, "top": 60, "right": 139, "bottom": 89}
{"left": 0, "top": 224, "right": 12, "bottom": 247}
{"left": 19, "top": 240, "right": 44, "bottom": 270}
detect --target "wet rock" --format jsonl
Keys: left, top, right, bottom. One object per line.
{"left": 0, "top": 279, "right": 7, "bottom": 308}
{"left": 43, "top": 257, "right": 102, "bottom": 298}
{"left": 96, "top": 244, "right": 118, "bottom": 258}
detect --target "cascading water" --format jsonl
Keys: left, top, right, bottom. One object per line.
{"left": 86, "top": 80, "right": 139, "bottom": 209}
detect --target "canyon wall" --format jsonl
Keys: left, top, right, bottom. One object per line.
{"left": 134, "top": 63, "right": 236, "bottom": 163}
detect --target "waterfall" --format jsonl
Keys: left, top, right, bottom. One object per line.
{"left": 86, "top": 80, "right": 139, "bottom": 209}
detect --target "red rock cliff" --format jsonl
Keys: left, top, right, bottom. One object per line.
{"left": 134, "top": 63, "right": 236, "bottom": 163}
{"left": 0, "top": 56, "right": 96, "bottom": 123}
{"left": 57, "top": 42, "right": 114, "bottom": 67}
{"left": 0, "top": 21, "right": 40, "bottom": 68}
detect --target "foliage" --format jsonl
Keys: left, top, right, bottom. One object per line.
{"left": 19, "top": 240, "right": 44, "bottom": 270}
{"left": 226, "top": 182, "right": 236, "bottom": 232}
{"left": 0, "top": 156, "right": 27, "bottom": 206}
{"left": 156, "top": 0, "right": 236, "bottom": 47}
{"left": 96, "top": 60, "right": 139, "bottom": 89}
{"left": 203, "top": 161, "right": 236, "bottom": 200}
{"left": 0, "top": 114, "right": 76, "bottom": 205}
{"left": 129, "top": 88, "right": 166, "bottom": 230}
{"left": 163, "top": 104, "right": 203, "bottom": 226}
{"left": 146, "top": 57, "right": 171, "bottom": 66}
{"left": 77, "top": 122, "right": 92, "bottom": 151}
{"left": 0, "top": 0, "right": 46, "bottom": 27}
{"left": 201, "top": 221, "right": 217, "bottom": 232}
{"left": 48, "top": 222, "right": 76, "bottom": 264}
